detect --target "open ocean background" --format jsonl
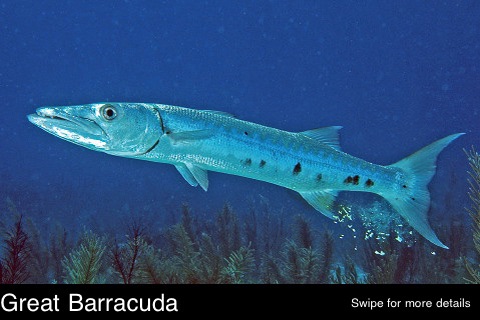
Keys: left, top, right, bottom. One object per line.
{"left": 0, "top": 1, "right": 479, "bottom": 284}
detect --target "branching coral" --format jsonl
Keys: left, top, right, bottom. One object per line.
{"left": 216, "top": 204, "right": 241, "bottom": 257}
{"left": 169, "top": 224, "right": 201, "bottom": 283}
{"left": 197, "top": 233, "right": 223, "bottom": 283}
{"left": 331, "top": 256, "right": 364, "bottom": 284}
{"left": 111, "top": 221, "right": 146, "bottom": 284}
{"left": 3, "top": 184, "right": 471, "bottom": 284}
{"left": 181, "top": 203, "right": 197, "bottom": 246}
{"left": 62, "top": 231, "right": 106, "bottom": 284}
{"left": 0, "top": 215, "right": 31, "bottom": 284}
{"left": 258, "top": 215, "right": 333, "bottom": 284}
{"left": 221, "top": 246, "right": 255, "bottom": 283}
{"left": 293, "top": 215, "right": 314, "bottom": 249}
{"left": 317, "top": 230, "right": 334, "bottom": 283}
{"left": 280, "top": 240, "right": 320, "bottom": 283}
{"left": 464, "top": 146, "right": 480, "bottom": 283}
{"left": 49, "top": 224, "right": 71, "bottom": 283}
{"left": 25, "top": 218, "right": 49, "bottom": 283}
{"left": 137, "top": 245, "right": 178, "bottom": 284}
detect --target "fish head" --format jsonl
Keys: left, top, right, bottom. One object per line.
{"left": 28, "top": 103, "right": 163, "bottom": 156}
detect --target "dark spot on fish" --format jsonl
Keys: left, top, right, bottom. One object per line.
{"left": 166, "top": 130, "right": 172, "bottom": 134}
{"left": 352, "top": 175, "right": 360, "bottom": 185}
{"left": 316, "top": 173, "right": 322, "bottom": 182}
{"left": 411, "top": 197, "right": 415, "bottom": 201}
{"left": 365, "top": 179, "right": 374, "bottom": 187}
{"left": 244, "top": 131, "right": 249, "bottom": 135}
{"left": 402, "top": 185, "right": 407, "bottom": 189}
{"left": 243, "top": 158, "right": 252, "bottom": 166}
{"left": 259, "top": 160, "right": 266, "bottom": 168}
{"left": 345, "top": 175, "right": 360, "bottom": 185}
{"left": 293, "top": 162, "right": 302, "bottom": 175}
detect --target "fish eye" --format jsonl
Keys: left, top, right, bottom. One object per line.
{"left": 101, "top": 104, "right": 117, "bottom": 120}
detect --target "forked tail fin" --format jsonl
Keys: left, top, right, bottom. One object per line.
{"left": 384, "top": 133, "right": 464, "bottom": 249}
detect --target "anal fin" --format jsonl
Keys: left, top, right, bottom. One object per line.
{"left": 299, "top": 190, "right": 338, "bottom": 220}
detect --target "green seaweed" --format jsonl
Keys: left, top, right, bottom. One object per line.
{"left": 197, "top": 233, "right": 223, "bottom": 283}
{"left": 331, "top": 256, "right": 365, "bottom": 284}
{"left": 24, "top": 217, "right": 49, "bottom": 283}
{"left": 110, "top": 221, "right": 146, "bottom": 284}
{"left": 62, "top": 230, "right": 106, "bottom": 284}
{"left": 221, "top": 245, "right": 255, "bottom": 284}
{"left": 137, "top": 245, "right": 178, "bottom": 284}
{"left": 464, "top": 147, "right": 480, "bottom": 283}
{"left": 281, "top": 240, "right": 319, "bottom": 283}
{"left": 1, "top": 183, "right": 471, "bottom": 284}
{"left": 49, "top": 223, "right": 71, "bottom": 283}
{"left": 0, "top": 215, "right": 31, "bottom": 284}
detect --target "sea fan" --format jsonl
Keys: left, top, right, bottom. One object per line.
{"left": 464, "top": 147, "right": 480, "bottom": 283}
{"left": 0, "top": 215, "right": 31, "bottom": 284}
{"left": 137, "top": 245, "right": 178, "bottom": 284}
{"left": 331, "top": 256, "right": 364, "bottom": 284}
{"left": 62, "top": 231, "right": 106, "bottom": 284}
{"left": 317, "top": 230, "right": 334, "bottom": 283}
{"left": 221, "top": 246, "right": 255, "bottom": 284}
{"left": 279, "top": 240, "right": 320, "bottom": 284}
{"left": 111, "top": 222, "right": 146, "bottom": 284}
{"left": 169, "top": 224, "right": 201, "bottom": 283}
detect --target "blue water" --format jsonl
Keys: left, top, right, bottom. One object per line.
{"left": 1, "top": 1, "right": 479, "bottom": 283}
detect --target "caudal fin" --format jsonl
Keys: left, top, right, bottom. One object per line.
{"left": 384, "top": 133, "right": 464, "bottom": 249}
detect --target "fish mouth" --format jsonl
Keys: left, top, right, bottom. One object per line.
{"left": 27, "top": 107, "right": 108, "bottom": 150}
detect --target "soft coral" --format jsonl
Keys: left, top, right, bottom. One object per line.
{"left": 0, "top": 215, "right": 31, "bottom": 284}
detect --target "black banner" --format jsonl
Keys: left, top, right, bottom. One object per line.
{"left": 0, "top": 284, "right": 477, "bottom": 315}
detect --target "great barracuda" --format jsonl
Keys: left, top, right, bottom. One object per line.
{"left": 28, "top": 103, "right": 463, "bottom": 248}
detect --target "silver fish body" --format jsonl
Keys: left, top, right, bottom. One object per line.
{"left": 28, "top": 103, "right": 464, "bottom": 248}
{"left": 147, "top": 105, "right": 393, "bottom": 193}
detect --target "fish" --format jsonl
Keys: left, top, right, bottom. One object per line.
{"left": 27, "top": 102, "right": 464, "bottom": 248}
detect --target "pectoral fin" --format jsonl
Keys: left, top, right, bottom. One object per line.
{"left": 168, "top": 129, "right": 214, "bottom": 145}
{"left": 175, "top": 162, "right": 209, "bottom": 191}
{"left": 299, "top": 189, "right": 338, "bottom": 220}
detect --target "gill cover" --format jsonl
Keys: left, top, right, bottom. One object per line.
{"left": 28, "top": 103, "right": 163, "bottom": 156}
{"left": 94, "top": 103, "right": 163, "bottom": 156}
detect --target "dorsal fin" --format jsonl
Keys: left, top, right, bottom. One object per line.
{"left": 300, "top": 126, "right": 342, "bottom": 150}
